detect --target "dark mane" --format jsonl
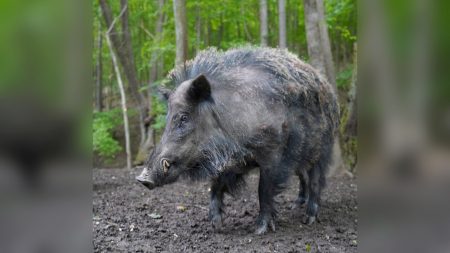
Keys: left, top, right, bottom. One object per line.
{"left": 168, "top": 46, "right": 339, "bottom": 134}
{"left": 169, "top": 46, "right": 319, "bottom": 87}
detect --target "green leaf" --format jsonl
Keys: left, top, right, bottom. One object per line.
{"left": 306, "top": 243, "right": 311, "bottom": 252}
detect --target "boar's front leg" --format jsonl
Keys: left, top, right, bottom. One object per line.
{"left": 255, "top": 167, "right": 288, "bottom": 235}
{"left": 209, "top": 178, "right": 225, "bottom": 230}
{"left": 209, "top": 172, "right": 244, "bottom": 231}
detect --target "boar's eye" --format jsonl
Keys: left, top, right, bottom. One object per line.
{"left": 177, "top": 114, "right": 189, "bottom": 129}
{"left": 180, "top": 114, "right": 188, "bottom": 123}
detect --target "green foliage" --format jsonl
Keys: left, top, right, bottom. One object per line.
{"left": 93, "top": 109, "right": 123, "bottom": 159}
{"left": 150, "top": 91, "right": 168, "bottom": 134}
{"left": 93, "top": 0, "right": 357, "bottom": 90}
{"left": 326, "top": 0, "right": 357, "bottom": 42}
{"left": 336, "top": 64, "right": 354, "bottom": 90}
{"left": 326, "top": 0, "right": 357, "bottom": 68}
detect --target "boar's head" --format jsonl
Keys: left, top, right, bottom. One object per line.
{"left": 137, "top": 74, "right": 223, "bottom": 190}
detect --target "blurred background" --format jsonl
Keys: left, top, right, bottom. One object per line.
{"left": 0, "top": 0, "right": 449, "bottom": 252}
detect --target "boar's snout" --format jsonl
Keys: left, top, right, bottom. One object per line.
{"left": 136, "top": 176, "right": 155, "bottom": 190}
{"left": 136, "top": 168, "right": 155, "bottom": 190}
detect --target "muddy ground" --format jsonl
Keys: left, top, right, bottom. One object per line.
{"left": 93, "top": 167, "right": 357, "bottom": 252}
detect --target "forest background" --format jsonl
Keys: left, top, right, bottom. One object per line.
{"left": 92, "top": 0, "right": 357, "bottom": 170}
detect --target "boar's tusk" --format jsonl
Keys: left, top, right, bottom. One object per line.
{"left": 162, "top": 159, "right": 170, "bottom": 173}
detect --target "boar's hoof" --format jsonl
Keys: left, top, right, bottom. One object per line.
{"left": 210, "top": 214, "right": 223, "bottom": 230}
{"left": 255, "top": 218, "right": 276, "bottom": 235}
{"left": 291, "top": 197, "right": 308, "bottom": 209}
{"left": 302, "top": 215, "right": 316, "bottom": 225}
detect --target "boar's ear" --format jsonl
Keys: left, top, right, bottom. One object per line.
{"left": 187, "top": 74, "right": 211, "bottom": 103}
{"left": 157, "top": 87, "right": 172, "bottom": 101}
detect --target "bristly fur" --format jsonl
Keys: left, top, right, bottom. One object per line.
{"left": 182, "top": 134, "right": 250, "bottom": 181}
{"left": 170, "top": 46, "right": 339, "bottom": 197}
{"left": 178, "top": 96, "right": 252, "bottom": 184}
{"left": 198, "top": 135, "right": 250, "bottom": 177}
{"left": 168, "top": 46, "right": 339, "bottom": 135}
{"left": 139, "top": 46, "right": 342, "bottom": 232}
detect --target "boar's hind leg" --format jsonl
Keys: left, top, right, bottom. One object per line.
{"left": 292, "top": 168, "right": 309, "bottom": 209}
{"left": 304, "top": 155, "right": 329, "bottom": 225}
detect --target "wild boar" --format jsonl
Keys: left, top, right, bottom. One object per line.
{"left": 137, "top": 47, "right": 339, "bottom": 234}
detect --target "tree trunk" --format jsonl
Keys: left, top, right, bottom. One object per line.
{"left": 135, "top": 0, "right": 166, "bottom": 164}
{"left": 278, "top": 0, "right": 287, "bottom": 48}
{"left": 173, "top": 0, "right": 188, "bottom": 66}
{"left": 217, "top": 14, "right": 224, "bottom": 48}
{"left": 100, "top": 0, "right": 143, "bottom": 104}
{"left": 334, "top": 35, "right": 340, "bottom": 71}
{"left": 241, "top": 7, "right": 252, "bottom": 41}
{"left": 149, "top": 0, "right": 166, "bottom": 87}
{"left": 207, "top": 20, "right": 212, "bottom": 47}
{"left": 119, "top": 0, "right": 148, "bottom": 147}
{"left": 195, "top": 3, "right": 201, "bottom": 54}
{"left": 303, "top": 0, "right": 336, "bottom": 87}
{"left": 95, "top": 15, "right": 103, "bottom": 112}
{"left": 345, "top": 43, "right": 357, "bottom": 139}
{"left": 343, "top": 43, "right": 357, "bottom": 171}
{"left": 292, "top": 0, "right": 299, "bottom": 52}
{"left": 120, "top": 0, "right": 135, "bottom": 73}
{"left": 105, "top": 31, "right": 132, "bottom": 170}
{"left": 304, "top": 0, "right": 325, "bottom": 76}
{"left": 342, "top": 42, "right": 348, "bottom": 66}
{"left": 259, "top": 0, "right": 269, "bottom": 47}
{"left": 99, "top": 0, "right": 148, "bottom": 149}
{"left": 303, "top": 0, "right": 345, "bottom": 174}
{"left": 317, "top": 0, "right": 336, "bottom": 86}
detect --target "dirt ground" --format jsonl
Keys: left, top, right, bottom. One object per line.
{"left": 93, "top": 167, "right": 357, "bottom": 252}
